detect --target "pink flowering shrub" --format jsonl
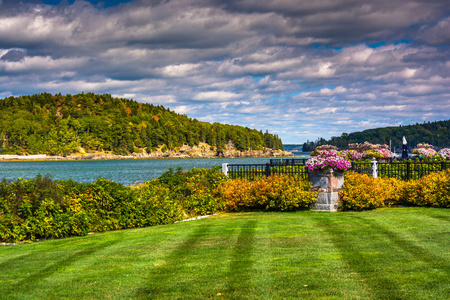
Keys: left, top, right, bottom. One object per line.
{"left": 373, "top": 148, "right": 394, "bottom": 158}
{"left": 306, "top": 153, "right": 351, "bottom": 172}
{"left": 362, "top": 149, "right": 394, "bottom": 159}
{"left": 339, "top": 150, "right": 366, "bottom": 161}
{"left": 413, "top": 148, "right": 437, "bottom": 157}
{"left": 338, "top": 148, "right": 393, "bottom": 161}
{"left": 438, "top": 148, "right": 450, "bottom": 159}
{"left": 310, "top": 149, "right": 338, "bottom": 157}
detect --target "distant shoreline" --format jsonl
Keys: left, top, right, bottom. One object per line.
{"left": 0, "top": 148, "right": 294, "bottom": 162}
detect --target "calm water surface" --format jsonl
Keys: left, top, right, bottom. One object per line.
{"left": 0, "top": 156, "right": 308, "bottom": 186}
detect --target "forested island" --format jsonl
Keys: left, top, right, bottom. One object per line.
{"left": 0, "top": 93, "right": 288, "bottom": 159}
{"left": 303, "top": 120, "right": 450, "bottom": 151}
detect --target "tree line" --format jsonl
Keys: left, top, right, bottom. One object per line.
{"left": 0, "top": 93, "right": 283, "bottom": 156}
{"left": 303, "top": 120, "right": 450, "bottom": 151}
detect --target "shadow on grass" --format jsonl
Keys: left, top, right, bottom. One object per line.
{"left": 135, "top": 224, "right": 211, "bottom": 298}
{"left": 225, "top": 220, "right": 257, "bottom": 296}
{"left": 0, "top": 252, "right": 35, "bottom": 270}
{"left": 2, "top": 239, "right": 121, "bottom": 297}
{"left": 312, "top": 215, "right": 407, "bottom": 299}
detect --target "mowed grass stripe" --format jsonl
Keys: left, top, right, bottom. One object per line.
{"left": 2, "top": 237, "right": 124, "bottom": 299}
{"left": 354, "top": 215, "right": 450, "bottom": 270}
{"left": 226, "top": 220, "right": 257, "bottom": 297}
{"left": 137, "top": 216, "right": 244, "bottom": 298}
{"left": 358, "top": 209, "right": 450, "bottom": 266}
{"left": 313, "top": 214, "right": 407, "bottom": 299}
{"left": 0, "top": 208, "right": 449, "bottom": 299}
{"left": 137, "top": 223, "right": 213, "bottom": 297}
{"left": 354, "top": 212, "right": 450, "bottom": 300}
{"left": 266, "top": 212, "right": 370, "bottom": 299}
{"left": 313, "top": 211, "right": 450, "bottom": 300}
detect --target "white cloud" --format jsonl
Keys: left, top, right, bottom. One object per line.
{"left": 317, "top": 62, "right": 335, "bottom": 77}
{"left": 111, "top": 93, "right": 136, "bottom": 99}
{"left": 193, "top": 91, "right": 243, "bottom": 101}
{"left": 140, "top": 95, "right": 177, "bottom": 104}
{"left": 319, "top": 86, "right": 347, "bottom": 96}
{"left": 160, "top": 63, "right": 201, "bottom": 77}
{"left": 1, "top": 56, "right": 88, "bottom": 72}
{"left": 173, "top": 105, "right": 195, "bottom": 115}
{"left": 306, "top": 107, "right": 338, "bottom": 115}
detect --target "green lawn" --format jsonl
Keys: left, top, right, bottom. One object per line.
{"left": 1, "top": 208, "right": 449, "bottom": 299}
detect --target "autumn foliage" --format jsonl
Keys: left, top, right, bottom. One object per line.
{"left": 400, "top": 169, "right": 450, "bottom": 208}
{"left": 339, "top": 172, "right": 404, "bottom": 210}
{"left": 216, "top": 175, "right": 318, "bottom": 211}
{"left": 339, "top": 169, "right": 450, "bottom": 210}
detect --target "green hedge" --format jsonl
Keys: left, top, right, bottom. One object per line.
{"left": 0, "top": 166, "right": 229, "bottom": 243}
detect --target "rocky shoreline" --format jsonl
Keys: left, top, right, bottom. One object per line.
{"left": 0, "top": 143, "right": 293, "bottom": 161}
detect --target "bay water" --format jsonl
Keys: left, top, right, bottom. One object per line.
{"left": 0, "top": 156, "right": 308, "bottom": 186}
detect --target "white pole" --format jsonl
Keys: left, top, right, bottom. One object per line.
{"left": 222, "top": 163, "right": 229, "bottom": 177}
{"left": 371, "top": 158, "right": 378, "bottom": 178}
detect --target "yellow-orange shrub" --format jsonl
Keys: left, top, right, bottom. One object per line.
{"left": 400, "top": 169, "right": 450, "bottom": 207}
{"left": 339, "top": 172, "right": 405, "bottom": 211}
{"left": 215, "top": 175, "right": 317, "bottom": 211}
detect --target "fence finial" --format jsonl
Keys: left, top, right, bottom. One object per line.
{"left": 222, "top": 163, "right": 229, "bottom": 176}
{"left": 371, "top": 158, "right": 378, "bottom": 178}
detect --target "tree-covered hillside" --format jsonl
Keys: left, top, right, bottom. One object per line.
{"left": 303, "top": 120, "right": 450, "bottom": 151}
{"left": 0, "top": 93, "right": 283, "bottom": 156}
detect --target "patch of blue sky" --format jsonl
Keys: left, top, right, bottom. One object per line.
{"left": 368, "top": 41, "right": 386, "bottom": 48}
{"left": 251, "top": 75, "right": 266, "bottom": 83}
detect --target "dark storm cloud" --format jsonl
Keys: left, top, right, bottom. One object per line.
{"left": 416, "top": 16, "right": 450, "bottom": 46}
{"left": 0, "top": 48, "right": 26, "bottom": 61}
{"left": 0, "top": 0, "right": 449, "bottom": 143}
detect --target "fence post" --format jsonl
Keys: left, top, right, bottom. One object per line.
{"left": 222, "top": 163, "right": 229, "bottom": 177}
{"left": 406, "top": 161, "right": 411, "bottom": 181}
{"left": 370, "top": 158, "right": 378, "bottom": 178}
{"left": 441, "top": 161, "right": 445, "bottom": 171}
{"left": 265, "top": 163, "right": 271, "bottom": 177}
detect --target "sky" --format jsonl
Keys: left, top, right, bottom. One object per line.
{"left": 0, "top": 0, "right": 449, "bottom": 144}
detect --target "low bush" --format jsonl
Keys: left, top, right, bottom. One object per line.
{"left": 400, "top": 169, "right": 450, "bottom": 208}
{"left": 217, "top": 174, "right": 318, "bottom": 211}
{"left": 339, "top": 170, "right": 450, "bottom": 210}
{"left": 131, "top": 184, "right": 182, "bottom": 227}
{"left": 148, "top": 166, "right": 228, "bottom": 217}
{"left": 0, "top": 176, "right": 183, "bottom": 243}
{"left": 0, "top": 175, "right": 90, "bottom": 242}
{"left": 339, "top": 172, "right": 405, "bottom": 211}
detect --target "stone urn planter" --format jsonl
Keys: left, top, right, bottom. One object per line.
{"left": 309, "top": 169, "right": 344, "bottom": 212}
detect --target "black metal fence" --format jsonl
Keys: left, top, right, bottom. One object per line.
{"left": 269, "top": 158, "right": 308, "bottom": 165}
{"left": 227, "top": 159, "right": 309, "bottom": 180}
{"left": 351, "top": 161, "right": 450, "bottom": 181}
{"left": 225, "top": 158, "right": 449, "bottom": 181}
